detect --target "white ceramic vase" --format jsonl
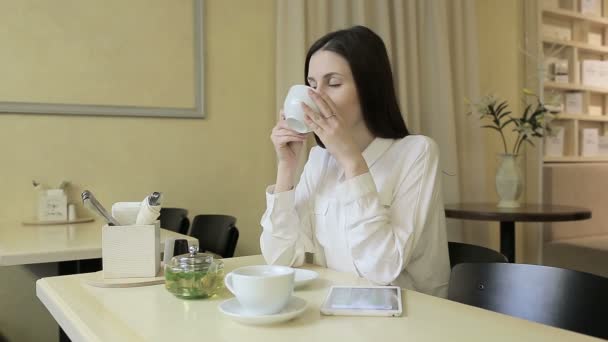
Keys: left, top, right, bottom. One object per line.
{"left": 495, "top": 154, "right": 522, "bottom": 208}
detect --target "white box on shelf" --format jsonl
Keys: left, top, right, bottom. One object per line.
{"left": 37, "top": 189, "right": 68, "bottom": 221}
{"left": 599, "top": 135, "right": 608, "bottom": 155}
{"left": 552, "top": 59, "right": 569, "bottom": 83}
{"left": 580, "top": 128, "right": 599, "bottom": 156}
{"left": 544, "top": 57, "right": 561, "bottom": 81}
{"left": 565, "top": 92, "right": 584, "bottom": 114}
{"left": 588, "top": 31, "right": 603, "bottom": 46}
{"left": 554, "top": 60, "right": 569, "bottom": 74}
{"left": 581, "top": 0, "right": 602, "bottom": 15}
{"left": 542, "top": 24, "right": 572, "bottom": 41}
{"left": 102, "top": 221, "right": 160, "bottom": 279}
{"left": 544, "top": 126, "right": 565, "bottom": 157}
{"left": 600, "top": 61, "right": 608, "bottom": 87}
{"left": 581, "top": 60, "right": 603, "bottom": 87}
{"left": 589, "top": 105, "right": 603, "bottom": 116}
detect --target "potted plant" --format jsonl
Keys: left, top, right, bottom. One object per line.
{"left": 466, "top": 90, "right": 555, "bottom": 208}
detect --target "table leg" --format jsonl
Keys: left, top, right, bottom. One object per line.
{"left": 57, "top": 259, "right": 102, "bottom": 342}
{"left": 500, "top": 221, "right": 515, "bottom": 263}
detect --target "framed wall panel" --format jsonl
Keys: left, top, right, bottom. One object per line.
{"left": 0, "top": 0, "right": 204, "bottom": 118}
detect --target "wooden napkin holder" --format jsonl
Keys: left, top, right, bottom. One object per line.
{"left": 102, "top": 221, "right": 160, "bottom": 279}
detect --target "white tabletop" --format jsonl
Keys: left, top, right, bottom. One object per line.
{"left": 0, "top": 220, "right": 196, "bottom": 266}
{"left": 36, "top": 255, "right": 601, "bottom": 342}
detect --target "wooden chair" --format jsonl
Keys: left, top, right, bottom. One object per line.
{"left": 448, "top": 242, "right": 507, "bottom": 268}
{"left": 448, "top": 262, "right": 608, "bottom": 339}
{"left": 159, "top": 208, "right": 190, "bottom": 235}
{"left": 188, "top": 214, "right": 239, "bottom": 258}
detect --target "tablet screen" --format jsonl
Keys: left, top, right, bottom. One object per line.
{"left": 325, "top": 287, "right": 400, "bottom": 311}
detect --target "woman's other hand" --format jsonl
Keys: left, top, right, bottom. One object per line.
{"left": 271, "top": 110, "right": 308, "bottom": 171}
{"left": 303, "top": 90, "right": 367, "bottom": 178}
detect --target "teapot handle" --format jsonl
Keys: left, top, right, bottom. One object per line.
{"left": 224, "top": 272, "right": 235, "bottom": 295}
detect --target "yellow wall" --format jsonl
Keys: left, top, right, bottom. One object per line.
{"left": 0, "top": 1, "right": 276, "bottom": 340}
{"left": 0, "top": 0, "right": 276, "bottom": 255}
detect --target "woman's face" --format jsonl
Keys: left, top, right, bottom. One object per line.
{"left": 307, "top": 50, "right": 363, "bottom": 130}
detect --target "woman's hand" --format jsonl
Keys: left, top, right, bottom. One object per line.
{"left": 302, "top": 90, "right": 368, "bottom": 178}
{"left": 271, "top": 110, "right": 307, "bottom": 171}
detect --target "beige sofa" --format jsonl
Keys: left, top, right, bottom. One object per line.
{"left": 543, "top": 164, "right": 608, "bottom": 277}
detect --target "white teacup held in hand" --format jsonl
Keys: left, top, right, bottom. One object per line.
{"left": 224, "top": 265, "right": 295, "bottom": 316}
{"left": 283, "top": 85, "right": 320, "bottom": 133}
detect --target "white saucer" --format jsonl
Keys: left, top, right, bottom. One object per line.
{"left": 218, "top": 296, "right": 307, "bottom": 325}
{"left": 294, "top": 269, "right": 319, "bottom": 288}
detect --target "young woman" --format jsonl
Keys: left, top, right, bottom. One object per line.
{"left": 261, "top": 26, "right": 450, "bottom": 297}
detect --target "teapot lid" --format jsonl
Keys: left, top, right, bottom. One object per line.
{"left": 169, "top": 245, "right": 215, "bottom": 271}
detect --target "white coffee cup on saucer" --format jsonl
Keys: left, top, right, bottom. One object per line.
{"left": 224, "top": 265, "right": 295, "bottom": 316}
{"left": 283, "top": 85, "right": 320, "bottom": 133}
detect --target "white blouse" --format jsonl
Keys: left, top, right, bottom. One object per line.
{"left": 260, "top": 135, "right": 450, "bottom": 297}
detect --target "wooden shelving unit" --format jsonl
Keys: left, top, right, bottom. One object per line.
{"left": 542, "top": 0, "right": 608, "bottom": 163}
{"left": 543, "top": 37, "right": 608, "bottom": 55}
{"left": 544, "top": 155, "right": 608, "bottom": 162}
{"left": 556, "top": 113, "right": 608, "bottom": 121}
{"left": 543, "top": 7, "right": 608, "bottom": 25}
{"left": 544, "top": 81, "right": 608, "bottom": 94}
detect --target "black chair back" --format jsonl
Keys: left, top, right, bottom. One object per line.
{"left": 448, "top": 263, "right": 608, "bottom": 339}
{"left": 159, "top": 208, "right": 190, "bottom": 235}
{"left": 448, "top": 242, "right": 507, "bottom": 268}
{"left": 189, "top": 214, "right": 239, "bottom": 258}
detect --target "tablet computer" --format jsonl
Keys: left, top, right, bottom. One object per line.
{"left": 320, "top": 285, "right": 402, "bottom": 317}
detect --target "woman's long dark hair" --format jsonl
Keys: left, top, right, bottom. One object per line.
{"left": 305, "top": 25, "right": 409, "bottom": 148}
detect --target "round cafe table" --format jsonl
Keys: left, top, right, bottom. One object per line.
{"left": 444, "top": 203, "right": 591, "bottom": 263}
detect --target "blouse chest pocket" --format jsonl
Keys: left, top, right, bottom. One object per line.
{"left": 312, "top": 198, "right": 336, "bottom": 248}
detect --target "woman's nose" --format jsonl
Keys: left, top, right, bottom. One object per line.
{"left": 315, "top": 84, "right": 327, "bottom": 93}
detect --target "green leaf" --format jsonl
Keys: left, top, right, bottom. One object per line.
{"left": 495, "top": 101, "right": 509, "bottom": 114}
{"left": 523, "top": 88, "right": 536, "bottom": 96}
{"left": 481, "top": 125, "right": 502, "bottom": 133}
{"left": 500, "top": 118, "right": 516, "bottom": 129}
{"left": 522, "top": 104, "right": 532, "bottom": 120}
{"left": 498, "top": 111, "right": 512, "bottom": 119}
{"left": 531, "top": 108, "right": 545, "bottom": 118}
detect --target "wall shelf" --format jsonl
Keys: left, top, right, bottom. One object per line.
{"left": 543, "top": 7, "right": 608, "bottom": 26}
{"left": 542, "top": 3, "right": 608, "bottom": 163}
{"left": 554, "top": 113, "right": 608, "bottom": 121}
{"left": 544, "top": 155, "right": 608, "bottom": 162}
{"left": 542, "top": 37, "right": 608, "bottom": 55}
{"left": 544, "top": 81, "right": 608, "bottom": 94}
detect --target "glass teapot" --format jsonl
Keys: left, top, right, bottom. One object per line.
{"left": 164, "top": 245, "right": 225, "bottom": 299}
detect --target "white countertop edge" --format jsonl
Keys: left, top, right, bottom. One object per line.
{"left": 0, "top": 249, "right": 101, "bottom": 266}
{"left": 0, "top": 232, "right": 198, "bottom": 266}
{"left": 36, "top": 278, "right": 101, "bottom": 342}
